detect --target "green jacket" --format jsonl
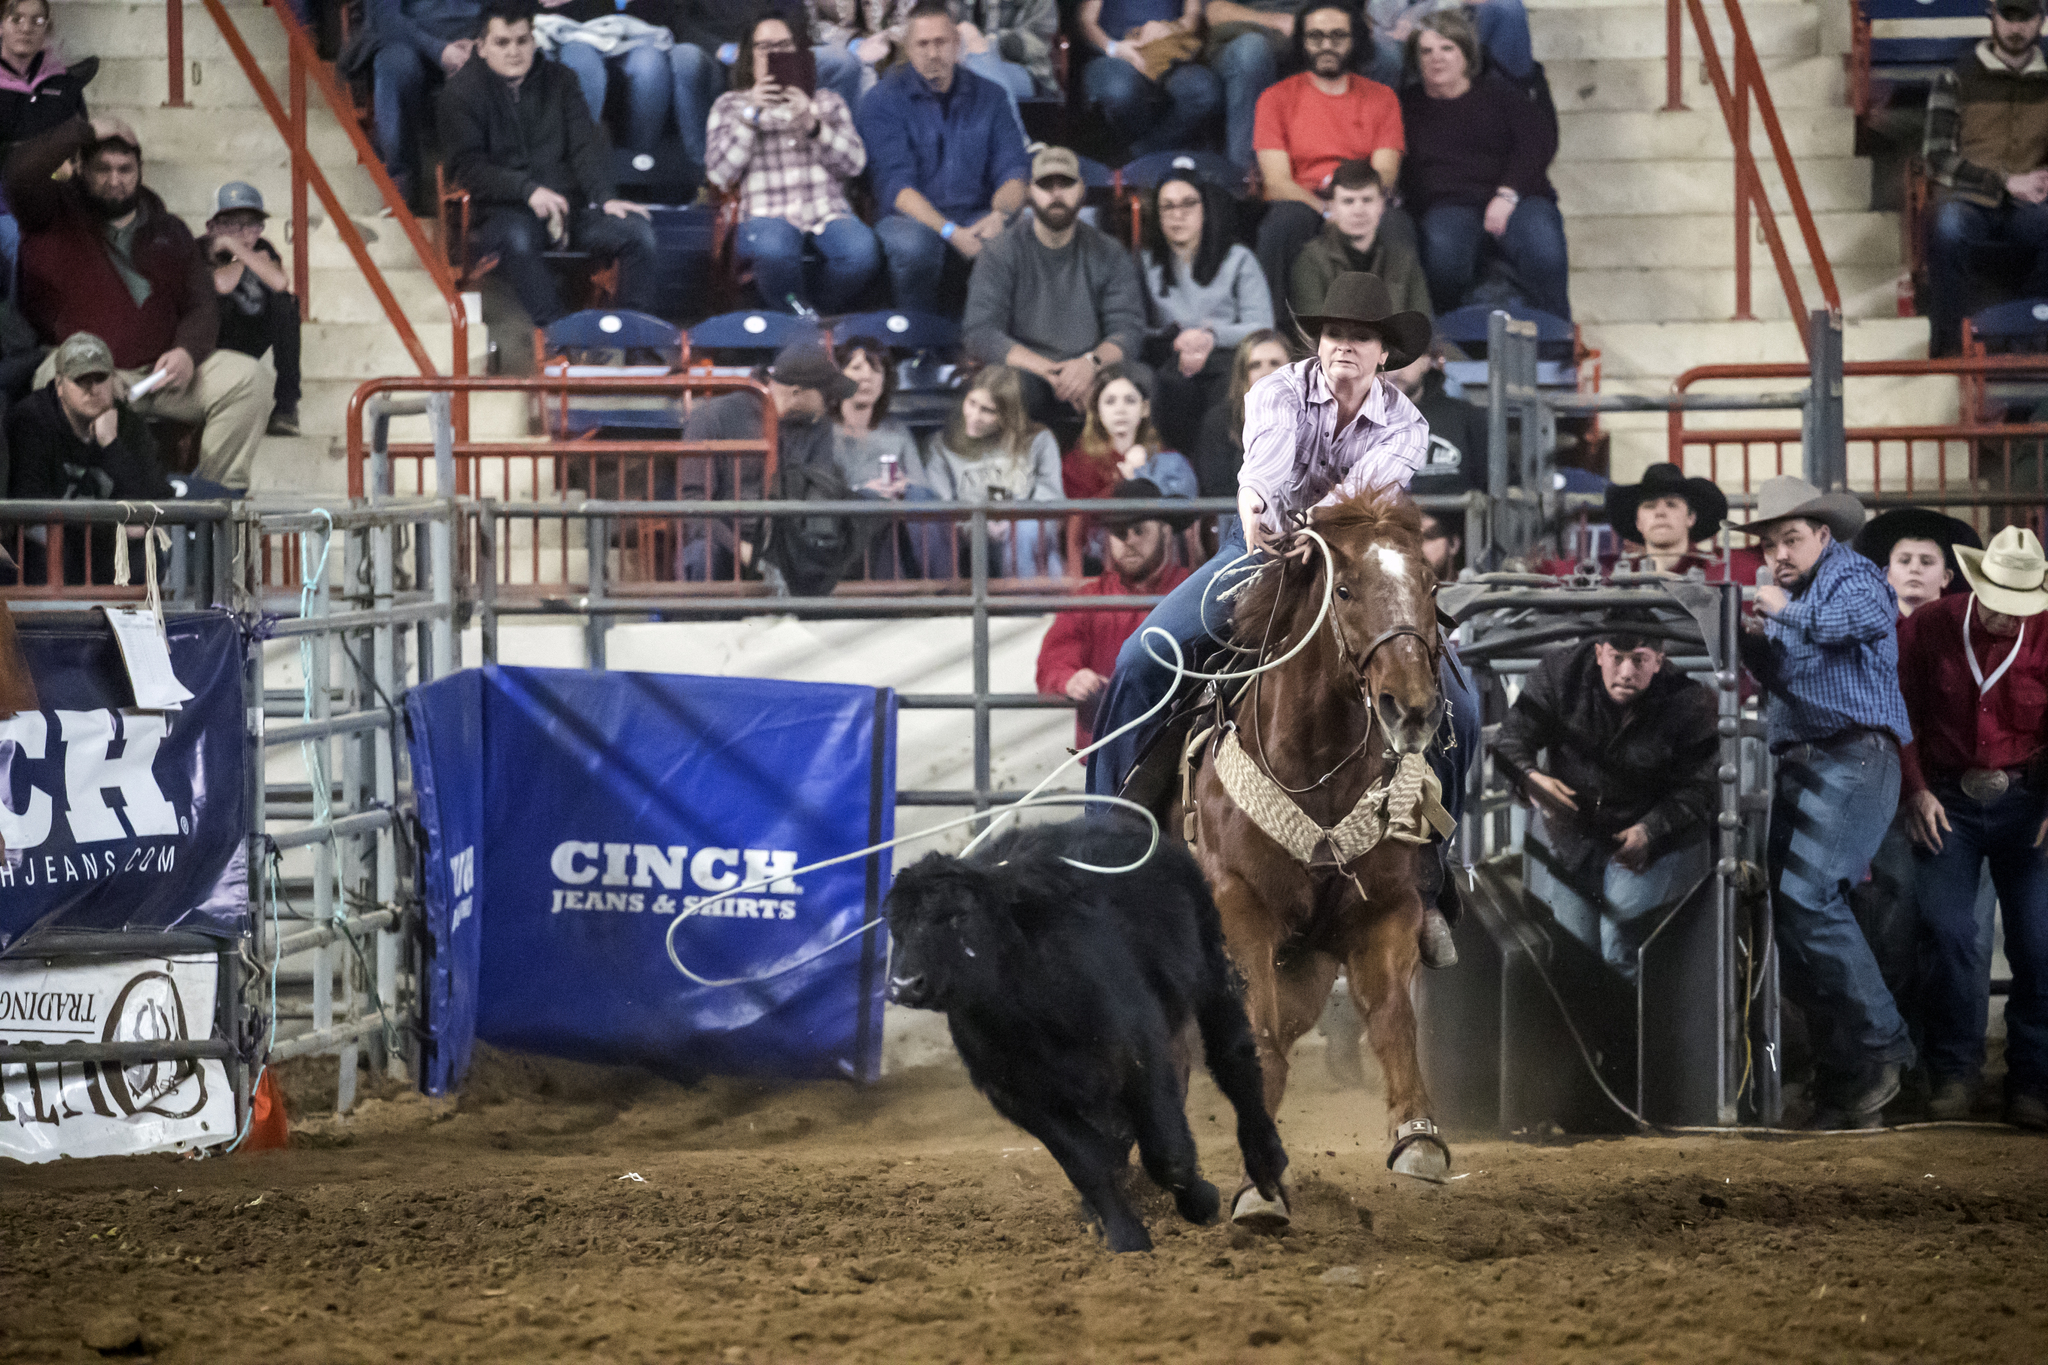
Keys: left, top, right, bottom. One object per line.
{"left": 1289, "top": 219, "right": 1433, "bottom": 323}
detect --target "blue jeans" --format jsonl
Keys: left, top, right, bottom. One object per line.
{"left": 1469, "top": 0, "right": 1535, "bottom": 79}
{"left": 1927, "top": 197, "right": 2048, "bottom": 356}
{"left": 554, "top": 43, "right": 673, "bottom": 154}
{"left": 874, "top": 214, "right": 971, "bottom": 314}
{"left": 736, "top": 215, "right": 881, "bottom": 314}
{"left": 1084, "top": 525, "right": 1477, "bottom": 810}
{"left": 1420, "top": 196, "right": 1572, "bottom": 319}
{"left": 1526, "top": 817, "right": 1714, "bottom": 982}
{"left": 1913, "top": 777, "right": 2048, "bottom": 1098}
{"left": 1768, "top": 732, "right": 1915, "bottom": 1085}
{"left": 1212, "top": 31, "right": 1280, "bottom": 169}
{"left": 472, "top": 205, "right": 659, "bottom": 326}
{"left": 1081, "top": 55, "right": 1222, "bottom": 158}
{"left": 371, "top": 43, "right": 444, "bottom": 194}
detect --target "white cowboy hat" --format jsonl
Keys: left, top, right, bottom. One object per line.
{"left": 1956, "top": 526, "right": 2048, "bottom": 618}
{"left": 1724, "top": 475, "right": 1867, "bottom": 545}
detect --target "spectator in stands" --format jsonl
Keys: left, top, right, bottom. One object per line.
{"left": 0, "top": 0, "right": 93, "bottom": 292}
{"left": 5, "top": 331, "right": 172, "bottom": 584}
{"left": 1202, "top": 0, "right": 1298, "bottom": 171}
{"left": 1037, "top": 477, "right": 1196, "bottom": 746}
{"left": 439, "top": 0, "right": 657, "bottom": 328}
{"left": 1251, "top": 2, "right": 1405, "bottom": 324}
{"left": 858, "top": 1, "right": 1030, "bottom": 314}
{"left": 1140, "top": 172, "right": 1274, "bottom": 458}
{"left": 1555, "top": 462, "right": 1763, "bottom": 582}
{"left": 1494, "top": 615, "right": 1717, "bottom": 980}
{"left": 667, "top": 2, "right": 864, "bottom": 170}
{"left": 1387, "top": 341, "right": 1484, "bottom": 501}
{"left": 1077, "top": 0, "right": 1219, "bottom": 160}
{"left": 949, "top": 0, "right": 1062, "bottom": 102}
{"left": 537, "top": 0, "right": 688, "bottom": 171}
{"left": 1417, "top": 505, "right": 1461, "bottom": 577}
{"left": 707, "top": 7, "right": 879, "bottom": 315}
{"left": 679, "top": 338, "right": 855, "bottom": 585}
{"left": 366, "top": 0, "right": 482, "bottom": 200}
{"left": 6, "top": 116, "right": 272, "bottom": 489}
{"left": 1063, "top": 365, "right": 1195, "bottom": 572}
{"left": 1923, "top": 0, "right": 2048, "bottom": 356}
{"left": 202, "top": 183, "right": 300, "bottom": 439}
{"left": 963, "top": 145, "right": 1149, "bottom": 427}
{"left": 1192, "top": 326, "right": 1289, "bottom": 497}
{"left": 914, "top": 363, "right": 1064, "bottom": 576}
{"left": 1288, "top": 159, "right": 1430, "bottom": 326}
{"left": 1732, "top": 477, "right": 1915, "bottom": 1129}
{"left": 1400, "top": 10, "right": 1568, "bottom": 318}
{"left": 1897, "top": 527, "right": 2048, "bottom": 1130}
{"left": 1362, "top": 0, "right": 1537, "bottom": 87}
{"left": 1856, "top": 508, "right": 1981, "bottom": 617}
{"left": 833, "top": 333, "right": 929, "bottom": 577}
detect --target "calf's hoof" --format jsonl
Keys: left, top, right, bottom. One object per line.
{"left": 1419, "top": 906, "right": 1458, "bottom": 969}
{"left": 1174, "top": 1177, "right": 1220, "bottom": 1225}
{"left": 1388, "top": 1117, "right": 1452, "bottom": 1183}
{"left": 1104, "top": 1222, "right": 1155, "bottom": 1254}
{"left": 1230, "top": 1180, "right": 1290, "bottom": 1233}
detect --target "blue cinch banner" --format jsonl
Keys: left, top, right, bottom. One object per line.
{"left": 406, "top": 664, "right": 896, "bottom": 1094}
{"left": 0, "top": 611, "right": 247, "bottom": 955}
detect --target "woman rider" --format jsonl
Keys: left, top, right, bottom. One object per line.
{"left": 1083, "top": 271, "right": 1479, "bottom": 965}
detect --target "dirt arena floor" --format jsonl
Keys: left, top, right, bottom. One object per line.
{"left": 5, "top": 1043, "right": 2046, "bottom": 1365}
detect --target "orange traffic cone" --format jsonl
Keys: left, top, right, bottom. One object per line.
{"left": 241, "top": 1069, "right": 290, "bottom": 1153}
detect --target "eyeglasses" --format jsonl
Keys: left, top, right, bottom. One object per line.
{"left": 1303, "top": 27, "right": 1351, "bottom": 45}
{"left": 2, "top": 13, "right": 49, "bottom": 28}
{"left": 1157, "top": 196, "right": 1202, "bottom": 214}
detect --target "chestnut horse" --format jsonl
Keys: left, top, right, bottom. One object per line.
{"left": 1186, "top": 490, "right": 1451, "bottom": 1224}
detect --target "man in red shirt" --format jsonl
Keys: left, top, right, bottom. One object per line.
{"left": 1036, "top": 479, "right": 1194, "bottom": 748}
{"left": 1250, "top": 3, "right": 1406, "bottom": 320}
{"left": 1896, "top": 526, "right": 2048, "bottom": 1130}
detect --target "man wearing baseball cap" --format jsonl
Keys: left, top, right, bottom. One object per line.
{"left": 1896, "top": 527, "right": 2048, "bottom": 1128}
{"left": 962, "top": 144, "right": 1149, "bottom": 429}
{"left": 204, "top": 182, "right": 302, "bottom": 438}
{"left": 1923, "top": 0, "right": 2048, "bottom": 354}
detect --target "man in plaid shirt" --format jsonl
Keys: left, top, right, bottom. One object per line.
{"left": 1734, "top": 477, "right": 1917, "bottom": 1129}
{"left": 706, "top": 8, "right": 880, "bottom": 314}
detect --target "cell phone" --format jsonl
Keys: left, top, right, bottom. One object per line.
{"left": 766, "top": 48, "right": 817, "bottom": 96}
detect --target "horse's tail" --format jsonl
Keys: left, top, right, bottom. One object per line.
{"left": 1181, "top": 858, "right": 1289, "bottom": 1196}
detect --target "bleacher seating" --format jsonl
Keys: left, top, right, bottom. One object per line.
{"left": 538, "top": 309, "right": 685, "bottom": 438}
{"left": 1436, "top": 304, "right": 1585, "bottom": 392}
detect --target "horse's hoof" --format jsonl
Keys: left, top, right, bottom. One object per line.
{"left": 1231, "top": 1181, "right": 1291, "bottom": 1232}
{"left": 1388, "top": 1117, "right": 1452, "bottom": 1184}
{"left": 1419, "top": 905, "right": 1458, "bottom": 969}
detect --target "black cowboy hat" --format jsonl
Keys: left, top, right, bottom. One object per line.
{"left": 1853, "top": 507, "right": 1983, "bottom": 578}
{"left": 1104, "top": 477, "right": 1193, "bottom": 532}
{"left": 1604, "top": 462, "right": 1728, "bottom": 547}
{"left": 1291, "top": 272, "right": 1432, "bottom": 371}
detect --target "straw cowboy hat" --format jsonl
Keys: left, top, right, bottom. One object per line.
{"left": 1956, "top": 526, "right": 2048, "bottom": 618}
{"left": 1292, "top": 272, "right": 1432, "bottom": 370}
{"left": 1725, "top": 475, "right": 1867, "bottom": 544}
{"left": 1852, "top": 507, "right": 1982, "bottom": 578}
{"left": 1605, "top": 462, "right": 1728, "bottom": 547}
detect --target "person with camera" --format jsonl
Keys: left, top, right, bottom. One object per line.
{"left": 202, "top": 183, "right": 300, "bottom": 438}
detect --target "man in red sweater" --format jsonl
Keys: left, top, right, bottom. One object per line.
{"left": 1036, "top": 478, "right": 1193, "bottom": 748}
{"left": 5, "top": 116, "right": 272, "bottom": 489}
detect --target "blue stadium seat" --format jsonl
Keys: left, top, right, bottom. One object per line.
{"left": 1862, "top": 0, "right": 1986, "bottom": 71}
{"left": 1963, "top": 296, "right": 2048, "bottom": 342}
{"left": 538, "top": 309, "right": 684, "bottom": 436}
{"left": 1435, "top": 304, "right": 1581, "bottom": 390}
{"left": 1074, "top": 153, "right": 1116, "bottom": 190}
{"left": 1961, "top": 297, "right": 2048, "bottom": 418}
{"left": 830, "top": 310, "right": 962, "bottom": 352}
{"left": 1118, "top": 150, "right": 1245, "bottom": 193}
{"left": 682, "top": 310, "right": 822, "bottom": 372}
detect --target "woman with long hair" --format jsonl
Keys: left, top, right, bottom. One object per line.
{"left": 833, "top": 334, "right": 928, "bottom": 578}
{"left": 1062, "top": 365, "right": 1197, "bottom": 574}
{"left": 916, "top": 365, "right": 1065, "bottom": 577}
{"left": 1139, "top": 172, "right": 1273, "bottom": 457}
{"left": 1192, "top": 328, "right": 1291, "bottom": 499}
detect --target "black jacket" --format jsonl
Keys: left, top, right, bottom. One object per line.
{"left": 5, "top": 382, "right": 171, "bottom": 585}
{"left": 1492, "top": 639, "right": 1717, "bottom": 869}
{"left": 0, "top": 51, "right": 93, "bottom": 155}
{"left": 438, "top": 54, "right": 614, "bottom": 208}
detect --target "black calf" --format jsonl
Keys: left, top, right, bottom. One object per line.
{"left": 884, "top": 818, "right": 1288, "bottom": 1252}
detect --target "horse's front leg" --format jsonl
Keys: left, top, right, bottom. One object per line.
{"left": 1348, "top": 858, "right": 1450, "bottom": 1181}
{"left": 1211, "top": 867, "right": 1289, "bottom": 1116}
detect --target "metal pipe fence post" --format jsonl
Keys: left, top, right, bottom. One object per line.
{"left": 1802, "top": 309, "right": 1846, "bottom": 489}
{"left": 427, "top": 395, "right": 457, "bottom": 679}
{"left": 371, "top": 516, "right": 400, "bottom": 1079}
{"left": 478, "top": 504, "right": 499, "bottom": 664}
{"left": 969, "top": 507, "right": 991, "bottom": 819}
{"left": 587, "top": 516, "right": 609, "bottom": 670}
{"left": 1714, "top": 581, "right": 1742, "bottom": 1125}
{"left": 1486, "top": 310, "right": 1511, "bottom": 505}
{"left": 308, "top": 518, "right": 339, "bottom": 1109}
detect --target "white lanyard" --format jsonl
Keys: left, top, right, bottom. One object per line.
{"left": 1963, "top": 593, "right": 2026, "bottom": 695}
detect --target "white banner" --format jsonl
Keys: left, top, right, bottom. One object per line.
{"left": 1, "top": 954, "right": 236, "bottom": 1164}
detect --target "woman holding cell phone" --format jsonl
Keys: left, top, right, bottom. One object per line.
{"left": 704, "top": 6, "right": 882, "bottom": 316}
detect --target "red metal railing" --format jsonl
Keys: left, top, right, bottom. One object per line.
{"left": 186, "top": 0, "right": 470, "bottom": 432}
{"left": 1667, "top": 356, "right": 2048, "bottom": 534}
{"left": 1665, "top": 0, "right": 1841, "bottom": 344}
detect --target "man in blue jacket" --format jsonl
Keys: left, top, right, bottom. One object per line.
{"left": 368, "top": 0, "right": 482, "bottom": 199}
{"left": 855, "top": 0, "right": 1030, "bottom": 314}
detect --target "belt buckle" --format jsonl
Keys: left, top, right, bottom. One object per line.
{"left": 1959, "top": 768, "right": 2011, "bottom": 803}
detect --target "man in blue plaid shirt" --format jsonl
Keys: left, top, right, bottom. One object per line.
{"left": 1734, "top": 476, "right": 1916, "bottom": 1129}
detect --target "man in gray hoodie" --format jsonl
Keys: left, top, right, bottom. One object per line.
{"left": 962, "top": 145, "right": 1150, "bottom": 428}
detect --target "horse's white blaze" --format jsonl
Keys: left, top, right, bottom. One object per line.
{"left": 1373, "top": 544, "right": 1410, "bottom": 583}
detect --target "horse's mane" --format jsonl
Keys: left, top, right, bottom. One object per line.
{"left": 1229, "top": 488, "right": 1425, "bottom": 643}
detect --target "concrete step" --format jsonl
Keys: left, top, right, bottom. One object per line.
{"left": 1556, "top": 106, "right": 1854, "bottom": 162}
{"left": 1532, "top": 3, "right": 1820, "bottom": 62}
{"left": 1555, "top": 156, "right": 1872, "bottom": 216}
{"left": 246, "top": 434, "right": 348, "bottom": 497}
{"left": 97, "top": 99, "right": 363, "bottom": 167}
{"left": 53, "top": 0, "right": 287, "bottom": 64}
{"left": 299, "top": 267, "right": 460, "bottom": 324}
{"left": 1567, "top": 210, "right": 1902, "bottom": 268}
{"left": 142, "top": 158, "right": 387, "bottom": 224}
{"left": 93, "top": 56, "right": 281, "bottom": 109}
{"left": 298, "top": 320, "right": 463, "bottom": 378}
{"left": 1571, "top": 263, "right": 1902, "bottom": 322}
{"left": 1584, "top": 315, "right": 1931, "bottom": 379}
{"left": 1548, "top": 54, "right": 1848, "bottom": 113}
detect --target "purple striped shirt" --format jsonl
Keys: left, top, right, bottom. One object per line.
{"left": 1236, "top": 359, "right": 1429, "bottom": 537}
